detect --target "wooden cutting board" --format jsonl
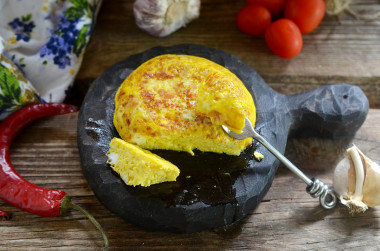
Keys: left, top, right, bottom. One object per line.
{"left": 77, "top": 44, "right": 368, "bottom": 233}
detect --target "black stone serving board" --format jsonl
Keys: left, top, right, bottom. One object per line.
{"left": 77, "top": 44, "right": 369, "bottom": 233}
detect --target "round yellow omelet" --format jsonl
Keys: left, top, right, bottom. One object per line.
{"left": 114, "top": 54, "right": 256, "bottom": 155}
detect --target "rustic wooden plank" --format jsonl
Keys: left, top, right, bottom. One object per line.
{"left": 70, "top": 0, "right": 380, "bottom": 107}
{"left": 3, "top": 0, "right": 380, "bottom": 249}
{"left": 1, "top": 109, "right": 380, "bottom": 250}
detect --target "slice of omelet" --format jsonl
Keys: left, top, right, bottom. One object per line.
{"left": 107, "top": 137, "right": 180, "bottom": 187}
{"left": 113, "top": 54, "right": 256, "bottom": 155}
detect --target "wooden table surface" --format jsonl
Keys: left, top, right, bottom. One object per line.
{"left": 2, "top": 0, "right": 380, "bottom": 250}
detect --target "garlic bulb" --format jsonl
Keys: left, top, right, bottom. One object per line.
{"left": 333, "top": 145, "right": 380, "bottom": 213}
{"left": 325, "top": 0, "right": 380, "bottom": 20}
{"left": 325, "top": 0, "right": 351, "bottom": 15}
{"left": 133, "top": 0, "right": 200, "bottom": 37}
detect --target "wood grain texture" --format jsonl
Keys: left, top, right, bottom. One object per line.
{"left": 1, "top": 110, "right": 380, "bottom": 250}
{"left": 70, "top": 0, "right": 380, "bottom": 107}
{"left": 2, "top": 0, "right": 380, "bottom": 249}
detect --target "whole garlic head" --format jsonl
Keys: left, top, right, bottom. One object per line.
{"left": 325, "top": 0, "right": 351, "bottom": 15}
{"left": 133, "top": 0, "right": 201, "bottom": 37}
{"left": 333, "top": 144, "right": 380, "bottom": 213}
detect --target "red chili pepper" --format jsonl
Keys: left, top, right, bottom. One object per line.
{"left": 0, "top": 210, "right": 10, "bottom": 220}
{"left": 0, "top": 103, "right": 108, "bottom": 248}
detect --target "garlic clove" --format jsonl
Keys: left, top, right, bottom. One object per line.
{"left": 333, "top": 157, "right": 351, "bottom": 199}
{"left": 359, "top": 149, "right": 380, "bottom": 207}
{"left": 333, "top": 144, "right": 380, "bottom": 213}
{"left": 133, "top": 0, "right": 201, "bottom": 37}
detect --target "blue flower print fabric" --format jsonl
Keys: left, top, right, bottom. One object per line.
{"left": 8, "top": 14, "right": 35, "bottom": 42}
{"left": 0, "top": 0, "right": 101, "bottom": 120}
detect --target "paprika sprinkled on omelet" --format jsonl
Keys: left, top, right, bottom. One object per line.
{"left": 113, "top": 54, "right": 256, "bottom": 156}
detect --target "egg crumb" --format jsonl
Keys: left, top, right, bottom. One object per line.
{"left": 254, "top": 151, "right": 264, "bottom": 162}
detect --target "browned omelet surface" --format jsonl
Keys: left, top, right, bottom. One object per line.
{"left": 113, "top": 54, "right": 256, "bottom": 155}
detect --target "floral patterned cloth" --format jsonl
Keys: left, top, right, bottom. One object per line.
{"left": 0, "top": 0, "right": 101, "bottom": 120}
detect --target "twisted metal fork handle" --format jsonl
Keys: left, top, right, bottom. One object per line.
{"left": 306, "top": 178, "right": 337, "bottom": 209}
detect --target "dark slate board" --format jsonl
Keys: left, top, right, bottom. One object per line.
{"left": 77, "top": 44, "right": 369, "bottom": 233}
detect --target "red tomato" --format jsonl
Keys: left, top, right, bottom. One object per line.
{"left": 265, "top": 19, "right": 303, "bottom": 59}
{"left": 245, "top": 0, "right": 286, "bottom": 16}
{"left": 236, "top": 5, "right": 271, "bottom": 36}
{"left": 285, "top": 0, "right": 326, "bottom": 34}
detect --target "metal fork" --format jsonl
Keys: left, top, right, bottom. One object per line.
{"left": 222, "top": 118, "right": 337, "bottom": 209}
